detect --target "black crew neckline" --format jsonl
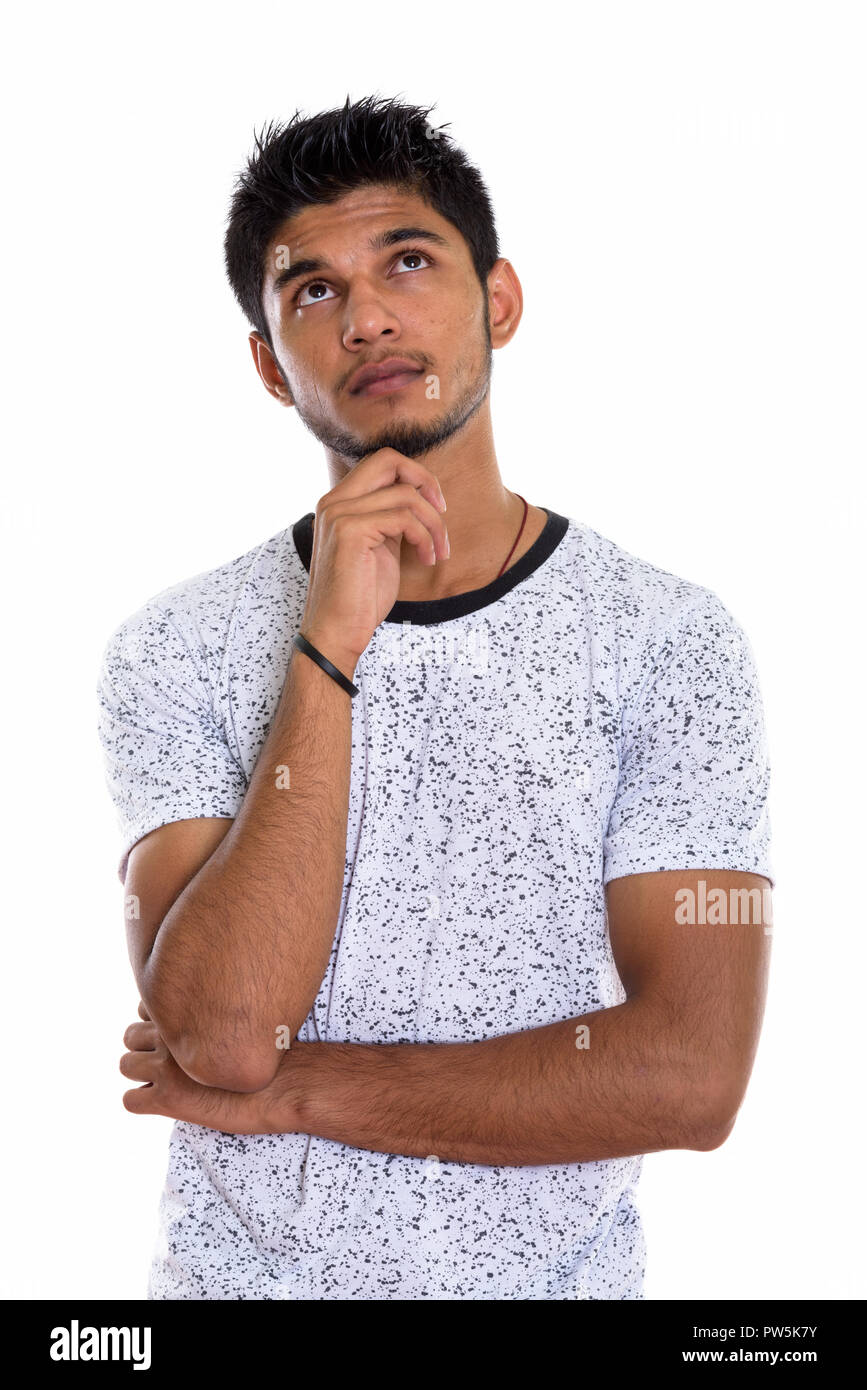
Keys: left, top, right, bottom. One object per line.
{"left": 290, "top": 506, "right": 570, "bottom": 625}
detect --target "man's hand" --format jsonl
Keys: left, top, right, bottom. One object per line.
{"left": 301, "top": 446, "right": 449, "bottom": 676}
{"left": 119, "top": 1000, "right": 290, "bottom": 1135}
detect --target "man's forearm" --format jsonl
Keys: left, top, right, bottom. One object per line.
{"left": 255, "top": 1001, "right": 734, "bottom": 1164}
{"left": 143, "top": 642, "right": 356, "bottom": 1091}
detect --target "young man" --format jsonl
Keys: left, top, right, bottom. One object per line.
{"left": 101, "top": 96, "right": 774, "bottom": 1301}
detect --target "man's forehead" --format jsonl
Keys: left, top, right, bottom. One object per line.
{"left": 267, "top": 186, "right": 444, "bottom": 256}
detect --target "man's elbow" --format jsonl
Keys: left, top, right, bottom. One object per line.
{"left": 690, "top": 1109, "right": 739, "bottom": 1152}
{"left": 170, "top": 1034, "right": 282, "bottom": 1094}
{"left": 140, "top": 973, "right": 288, "bottom": 1093}
{"left": 685, "top": 1072, "right": 745, "bottom": 1152}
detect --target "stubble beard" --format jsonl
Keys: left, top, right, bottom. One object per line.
{"left": 280, "top": 323, "right": 494, "bottom": 464}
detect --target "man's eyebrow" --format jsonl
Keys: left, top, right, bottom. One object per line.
{"left": 270, "top": 226, "right": 450, "bottom": 295}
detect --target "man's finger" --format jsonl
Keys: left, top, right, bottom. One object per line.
{"left": 119, "top": 1049, "right": 158, "bottom": 1082}
{"left": 122, "top": 1084, "right": 156, "bottom": 1115}
{"left": 123, "top": 1020, "right": 159, "bottom": 1050}
{"left": 138, "top": 998, "right": 151, "bottom": 1021}
{"left": 325, "top": 446, "right": 445, "bottom": 513}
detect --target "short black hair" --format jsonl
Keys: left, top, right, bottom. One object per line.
{"left": 224, "top": 94, "right": 500, "bottom": 351}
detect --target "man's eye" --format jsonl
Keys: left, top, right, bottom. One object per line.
{"left": 297, "top": 281, "right": 336, "bottom": 307}
{"left": 295, "top": 252, "right": 431, "bottom": 306}
{"left": 393, "top": 251, "right": 431, "bottom": 274}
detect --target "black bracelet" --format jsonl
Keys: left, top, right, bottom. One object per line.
{"left": 293, "top": 632, "right": 359, "bottom": 698}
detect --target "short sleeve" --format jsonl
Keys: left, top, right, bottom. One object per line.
{"left": 97, "top": 603, "right": 249, "bottom": 882}
{"left": 603, "top": 590, "right": 774, "bottom": 888}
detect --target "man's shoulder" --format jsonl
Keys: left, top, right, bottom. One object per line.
{"left": 561, "top": 515, "right": 730, "bottom": 639}
{"left": 99, "top": 522, "right": 301, "bottom": 672}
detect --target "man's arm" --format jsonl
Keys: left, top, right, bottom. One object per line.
{"left": 126, "top": 642, "right": 355, "bottom": 1094}
{"left": 259, "top": 868, "right": 771, "bottom": 1162}
{"left": 122, "top": 450, "right": 449, "bottom": 1095}
{"left": 122, "top": 869, "right": 771, "bottom": 1162}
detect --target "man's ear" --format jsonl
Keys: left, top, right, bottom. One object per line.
{"left": 248, "top": 332, "right": 294, "bottom": 406}
{"left": 486, "top": 258, "right": 523, "bottom": 349}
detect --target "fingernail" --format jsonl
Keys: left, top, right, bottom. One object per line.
{"left": 445, "top": 533, "right": 450, "bottom": 557}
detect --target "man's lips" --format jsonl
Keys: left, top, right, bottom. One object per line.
{"left": 354, "top": 368, "right": 424, "bottom": 399}
{"left": 348, "top": 359, "right": 425, "bottom": 397}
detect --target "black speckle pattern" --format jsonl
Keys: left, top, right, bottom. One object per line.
{"left": 97, "top": 508, "right": 773, "bottom": 1300}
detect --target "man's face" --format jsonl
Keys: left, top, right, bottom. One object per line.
{"left": 257, "top": 184, "right": 494, "bottom": 463}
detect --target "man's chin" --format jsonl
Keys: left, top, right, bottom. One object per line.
{"left": 317, "top": 416, "right": 463, "bottom": 465}
{"left": 348, "top": 424, "right": 449, "bottom": 462}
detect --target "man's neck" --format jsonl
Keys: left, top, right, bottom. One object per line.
{"left": 395, "top": 482, "right": 548, "bottom": 603}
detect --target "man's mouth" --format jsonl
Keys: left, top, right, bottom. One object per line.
{"left": 354, "top": 368, "right": 424, "bottom": 398}
{"left": 348, "top": 358, "right": 425, "bottom": 398}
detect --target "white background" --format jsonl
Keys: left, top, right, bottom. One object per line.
{"left": 2, "top": 0, "right": 863, "bottom": 1301}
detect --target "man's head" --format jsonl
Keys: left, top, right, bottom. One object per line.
{"left": 224, "top": 95, "right": 521, "bottom": 466}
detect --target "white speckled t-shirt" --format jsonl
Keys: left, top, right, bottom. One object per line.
{"left": 97, "top": 507, "right": 774, "bottom": 1300}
